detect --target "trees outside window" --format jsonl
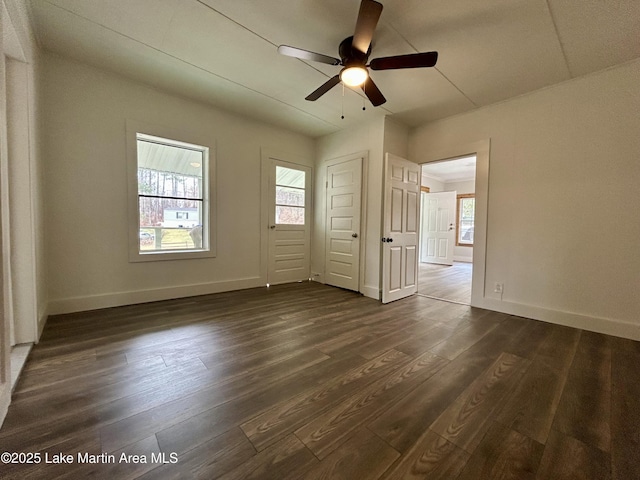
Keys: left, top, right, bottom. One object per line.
{"left": 457, "top": 194, "right": 475, "bottom": 246}
{"left": 135, "top": 133, "right": 209, "bottom": 255}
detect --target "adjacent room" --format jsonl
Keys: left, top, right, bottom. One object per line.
{"left": 1, "top": 0, "right": 639, "bottom": 478}
{"left": 419, "top": 156, "right": 476, "bottom": 304}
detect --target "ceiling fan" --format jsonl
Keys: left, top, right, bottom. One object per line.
{"left": 277, "top": 0, "right": 438, "bottom": 107}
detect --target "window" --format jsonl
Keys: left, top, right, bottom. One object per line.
{"left": 275, "top": 166, "right": 306, "bottom": 225}
{"left": 457, "top": 194, "right": 475, "bottom": 246}
{"left": 128, "top": 125, "right": 214, "bottom": 262}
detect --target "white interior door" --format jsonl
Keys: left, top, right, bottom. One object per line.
{"left": 325, "top": 157, "right": 362, "bottom": 291}
{"left": 382, "top": 154, "right": 420, "bottom": 303}
{"left": 267, "top": 160, "right": 311, "bottom": 285}
{"left": 421, "top": 191, "right": 456, "bottom": 265}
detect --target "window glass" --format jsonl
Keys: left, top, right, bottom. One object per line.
{"left": 276, "top": 206, "right": 305, "bottom": 225}
{"left": 457, "top": 195, "right": 475, "bottom": 245}
{"left": 275, "top": 166, "right": 306, "bottom": 225}
{"left": 276, "top": 166, "right": 305, "bottom": 188}
{"left": 276, "top": 186, "right": 305, "bottom": 206}
{"left": 136, "top": 134, "right": 208, "bottom": 253}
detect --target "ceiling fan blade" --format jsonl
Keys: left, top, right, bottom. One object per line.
{"left": 370, "top": 51, "right": 438, "bottom": 70}
{"left": 305, "top": 75, "right": 341, "bottom": 101}
{"left": 361, "top": 76, "right": 386, "bottom": 106}
{"left": 277, "top": 45, "right": 340, "bottom": 66}
{"left": 352, "top": 0, "right": 383, "bottom": 55}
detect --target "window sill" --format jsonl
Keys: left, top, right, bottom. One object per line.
{"left": 129, "top": 249, "right": 216, "bottom": 263}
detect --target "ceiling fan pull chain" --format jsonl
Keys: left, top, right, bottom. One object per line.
{"left": 341, "top": 83, "right": 345, "bottom": 119}
{"left": 362, "top": 84, "right": 366, "bottom": 111}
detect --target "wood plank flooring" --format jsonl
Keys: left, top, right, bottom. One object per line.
{"left": 418, "top": 261, "right": 472, "bottom": 304}
{"left": 0, "top": 282, "right": 637, "bottom": 479}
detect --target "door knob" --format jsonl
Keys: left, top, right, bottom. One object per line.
{"left": 381, "top": 237, "right": 393, "bottom": 243}
{"left": 270, "top": 225, "right": 276, "bottom": 229}
{"left": 352, "top": 233, "right": 358, "bottom": 238}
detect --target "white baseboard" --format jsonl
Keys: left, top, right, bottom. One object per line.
{"left": 453, "top": 256, "right": 473, "bottom": 263}
{"left": 310, "top": 273, "right": 324, "bottom": 283}
{"left": 474, "top": 297, "right": 640, "bottom": 341}
{"left": 37, "top": 309, "right": 48, "bottom": 343}
{"left": 0, "top": 384, "right": 10, "bottom": 429}
{"left": 47, "top": 278, "right": 638, "bottom": 340}
{"left": 47, "top": 276, "right": 264, "bottom": 315}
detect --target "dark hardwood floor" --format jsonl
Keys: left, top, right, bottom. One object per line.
{"left": 0, "top": 282, "right": 638, "bottom": 479}
{"left": 418, "top": 261, "right": 472, "bottom": 304}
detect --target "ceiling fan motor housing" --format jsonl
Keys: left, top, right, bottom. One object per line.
{"left": 339, "top": 36, "right": 371, "bottom": 66}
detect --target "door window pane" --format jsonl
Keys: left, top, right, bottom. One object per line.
{"left": 276, "top": 186, "right": 305, "bottom": 206}
{"left": 276, "top": 206, "right": 305, "bottom": 225}
{"left": 275, "top": 166, "right": 306, "bottom": 225}
{"left": 276, "top": 166, "right": 305, "bottom": 188}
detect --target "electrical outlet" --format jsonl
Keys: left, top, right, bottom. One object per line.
{"left": 494, "top": 282, "right": 503, "bottom": 294}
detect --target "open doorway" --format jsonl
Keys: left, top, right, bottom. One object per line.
{"left": 418, "top": 155, "right": 476, "bottom": 304}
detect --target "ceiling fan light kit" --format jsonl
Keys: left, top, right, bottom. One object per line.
{"left": 277, "top": 0, "right": 438, "bottom": 108}
{"left": 340, "top": 66, "right": 369, "bottom": 87}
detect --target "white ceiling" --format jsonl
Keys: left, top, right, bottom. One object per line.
{"left": 27, "top": 0, "right": 640, "bottom": 138}
{"left": 3, "top": 1, "right": 26, "bottom": 61}
{"left": 422, "top": 155, "right": 476, "bottom": 183}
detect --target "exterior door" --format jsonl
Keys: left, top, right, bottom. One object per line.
{"left": 382, "top": 154, "right": 420, "bottom": 303}
{"left": 421, "top": 191, "right": 456, "bottom": 265}
{"left": 267, "top": 160, "right": 311, "bottom": 285}
{"left": 325, "top": 157, "right": 362, "bottom": 291}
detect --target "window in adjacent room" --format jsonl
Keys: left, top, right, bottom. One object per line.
{"left": 131, "top": 132, "right": 213, "bottom": 261}
{"left": 457, "top": 194, "right": 475, "bottom": 246}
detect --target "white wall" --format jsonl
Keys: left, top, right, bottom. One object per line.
{"left": 314, "top": 116, "right": 385, "bottom": 299}
{"left": 1, "top": 0, "right": 46, "bottom": 426}
{"left": 6, "top": 56, "right": 45, "bottom": 342}
{"left": 420, "top": 174, "right": 444, "bottom": 192}
{"left": 0, "top": 0, "right": 10, "bottom": 424}
{"left": 383, "top": 117, "right": 409, "bottom": 159}
{"left": 409, "top": 59, "right": 640, "bottom": 340}
{"left": 43, "top": 53, "right": 315, "bottom": 314}
{"left": 444, "top": 179, "right": 474, "bottom": 194}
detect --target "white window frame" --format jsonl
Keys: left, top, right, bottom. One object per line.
{"left": 126, "top": 120, "right": 216, "bottom": 262}
{"left": 456, "top": 193, "right": 475, "bottom": 247}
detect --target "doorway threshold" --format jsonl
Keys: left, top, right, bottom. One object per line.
{"left": 416, "top": 293, "right": 470, "bottom": 306}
